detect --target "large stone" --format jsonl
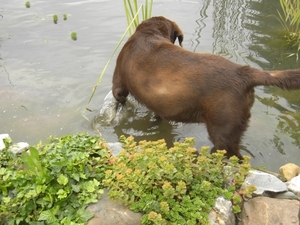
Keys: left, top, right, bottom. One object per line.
{"left": 10, "top": 142, "right": 29, "bottom": 154}
{"left": 86, "top": 190, "right": 142, "bottom": 225}
{"left": 242, "top": 170, "right": 287, "bottom": 196}
{"left": 238, "top": 196, "right": 300, "bottom": 225}
{"left": 279, "top": 163, "right": 300, "bottom": 181}
{"left": 286, "top": 174, "right": 300, "bottom": 197}
{"left": 107, "top": 142, "right": 123, "bottom": 156}
{"left": 208, "top": 196, "right": 235, "bottom": 225}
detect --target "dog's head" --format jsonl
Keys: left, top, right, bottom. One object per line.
{"left": 136, "top": 16, "right": 184, "bottom": 47}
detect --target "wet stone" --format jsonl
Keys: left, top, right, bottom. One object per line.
{"left": 242, "top": 170, "right": 287, "bottom": 196}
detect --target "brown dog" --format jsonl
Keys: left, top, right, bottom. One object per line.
{"left": 112, "top": 16, "right": 300, "bottom": 159}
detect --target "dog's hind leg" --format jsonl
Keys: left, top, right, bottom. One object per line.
{"left": 205, "top": 111, "right": 249, "bottom": 160}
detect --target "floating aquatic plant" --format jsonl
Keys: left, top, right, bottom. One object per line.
{"left": 71, "top": 31, "right": 77, "bottom": 41}
{"left": 53, "top": 14, "right": 58, "bottom": 24}
{"left": 25, "top": 1, "right": 30, "bottom": 8}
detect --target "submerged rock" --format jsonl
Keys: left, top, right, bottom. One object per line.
{"left": 96, "top": 91, "right": 142, "bottom": 126}
{"left": 96, "top": 91, "right": 120, "bottom": 126}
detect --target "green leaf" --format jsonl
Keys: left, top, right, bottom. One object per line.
{"left": 0, "top": 167, "right": 6, "bottom": 175}
{"left": 76, "top": 208, "right": 94, "bottom": 223}
{"left": 21, "top": 147, "right": 46, "bottom": 177}
{"left": 38, "top": 209, "right": 59, "bottom": 223}
{"left": 57, "top": 189, "right": 68, "bottom": 199}
{"left": 57, "top": 174, "right": 68, "bottom": 186}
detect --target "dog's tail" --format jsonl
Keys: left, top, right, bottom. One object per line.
{"left": 240, "top": 66, "right": 300, "bottom": 90}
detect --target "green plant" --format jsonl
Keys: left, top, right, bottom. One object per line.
{"left": 124, "top": 0, "right": 153, "bottom": 36}
{"left": 0, "top": 133, "right": 112, "bottom": 224}
{"left": 71, "top": 31, "right": 77, "bottom": 41}
{"left": 103, "top": 136, "right": 254, "bottom": 225}
{"left": 277, "top": 0, "right": 300, "bottom": 59}
{"left": 25, "top": 1, "right": 30, "bottom": 8}
{"left": 53, "top": 14, "right": 58, "bottom": 24}
{"left": 63, "top": 14, "right": 67, "bottom": 20}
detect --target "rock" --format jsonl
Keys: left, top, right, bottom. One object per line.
{"left": 286, "top": 174, "right": 300, "bottom": 196}
{"left": 238, "top": 196, "right": 300, "bottom": 225}
{"left": 279, "top": 163, "right": 300, "bottom": 181}
{"left": 275, "top": 191, "right": 298, "bottom": 200}
{"left": 10, "top": 142, "right": 29, "bottom": 154}
{"left": 242, "top": 170, "right": 287, "bottom": 196}
{"left": 86, "top": 190, "right": 142, "bottom": 225}
{"left": 0, "top": 133, "right": 10, "bottom": 151}
{"left": 208, "top": 196, "right": 235, "bottom": 225}
{"left": 107, "top": 142, "right": 123, "bottom": 156}
{"left": 0, "top": 134, "right": 28, "bottom": 154}
{"left": 97, "top": 91, "right": 119, "bottom": 126}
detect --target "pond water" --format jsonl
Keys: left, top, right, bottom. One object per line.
{"left": 1, "top": 0, "right": 300, "bottom": 172}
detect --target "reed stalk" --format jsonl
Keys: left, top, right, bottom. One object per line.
{"left": 83, "top": 1, "right": 153, "bottom": 120}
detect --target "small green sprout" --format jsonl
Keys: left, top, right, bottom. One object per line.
{"left": 63, "top": 14, "right": 67, "bottom": 20}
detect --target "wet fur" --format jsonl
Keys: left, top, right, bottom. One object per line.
{"left": 112, "top": 16, "right": 300, "bottom": 159}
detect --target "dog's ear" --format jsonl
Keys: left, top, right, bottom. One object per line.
{"left": 172, "top": 22, "right": 184, "bottom": 47}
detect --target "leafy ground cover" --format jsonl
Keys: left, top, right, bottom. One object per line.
{"left": 104, "top": 136, "right": 255, "bottom": 225}
{"left": 0, "top": 133, "right": 255, "bottom": 225}
{"left": 0, "top": 133, "right": 112, "bottom": 225}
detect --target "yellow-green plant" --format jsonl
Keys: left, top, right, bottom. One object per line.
{"left": 82, "top": 1, "right": 153, "bottom": 119}
{"left": 103, "top": 136, "right": 255, "bottom": 224}
{"left": 277, "top": 0, "right": 300, "bottom": 59}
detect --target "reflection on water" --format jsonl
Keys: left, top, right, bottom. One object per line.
{"left": 211, "top": 0, "right": 250, "bottom": 63}
{"left": 191, "top": 0, "right": 210, "bottom": 52}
